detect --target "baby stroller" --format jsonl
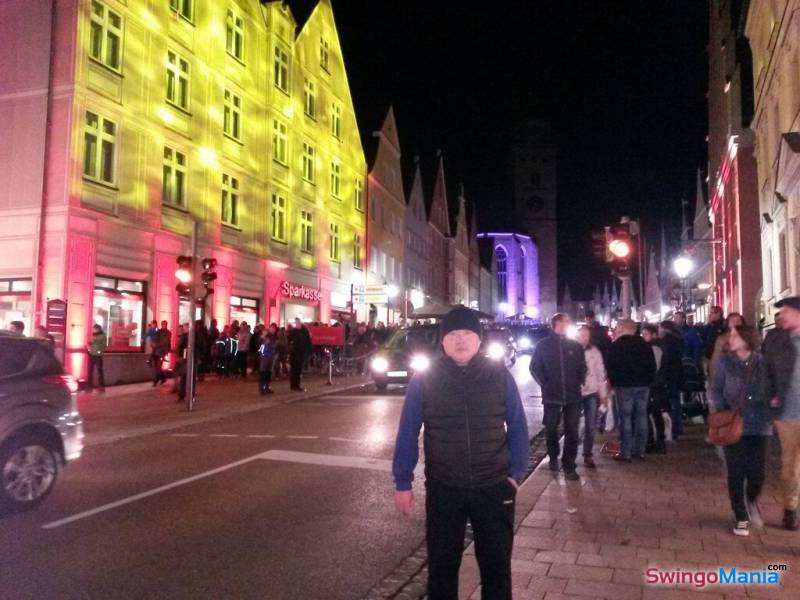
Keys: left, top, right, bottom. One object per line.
{"left": 681, "top": 358, "right": 708, "bottom": 421}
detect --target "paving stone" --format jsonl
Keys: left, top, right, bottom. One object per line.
{"left": 563, "top": 578, "right": 644, "bottom": 599}
{"left": 533, "top": 550, "right": 579, "bottom": 564}
{"left": 547, "top": 563, "right": 613, "bottom": 582}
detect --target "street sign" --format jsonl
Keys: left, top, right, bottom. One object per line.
{"left": 352, "top": 284, "right": 389, "bottom": 305}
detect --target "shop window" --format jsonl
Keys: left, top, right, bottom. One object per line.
{"left": 89, "top": 0, "right": 122, "bottom": 72}
{"left": 230, "top": 295, "right": 259, "bottom": 326}
{"left": 225, "top": 9, "right": 244, "bottom": 62}
{"left": 224, "top": 89, "right": 242, "bottom": 142}
{"left": 92, "top": 275, "right": 145, "bottom": 351}
{"left": 0, "top": 278, "right": 33, "bottom": 334}
{"left": 166, "top": 49, "right": 190, "bottom": 111}
{"left": 84, "top": 111, "right": 117, "bottom": 185}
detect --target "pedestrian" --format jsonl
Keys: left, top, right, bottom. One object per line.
{"left": 530, "top": 313, "right": 587, "bottom": 480}
{"left": 702, "top": 306, "right": 726, "bottom": 373}
{"left": 584, "top": 309, "right": 611, "bottom": 358}
{"left": 87, "top": 323, "right": 107, "bottom": 392}
{"left": 576, "top": 325, "right": 608, "bottom": 469}
{"left": 34, "top": 325, "right": 56, "bottom": 349}
{"left": 606, "top": 319, "right": 656, "bottom": 462}
{"left": 642, "top": 324, "right": 668, "bottom": 454}
{"left": 709, "top": 313, "right": 745, "bottom": 381}
{"left": 144, "top": 320, "right": 159, "bottom": 356}
{"left": 274, "top": 326, "right": 289, "bottom": 379}
{"left": 249, "top": 324, "right": 263, "bottom": 376}
{"left": 151, "top": 320, "right": 171, "bottom": 386}
{"left": 659, "top": 320, "right": 685, "bottom": 440}
{"left": 765, "top": 296, "right": 800, "bottom": 531}
{"left": 257, "top": 332, "right": 276, "bottom": 395}
{"left": 176, "top": 324, "right": 196, "bottom": 403}
{"left": 392, "top": 306, "right": 530, "bottom": 599}
{"left": 287, "top": 318, "right": 311, "bottom": 391}
{"left": 236, "top": 322, "right": 251, "bottom": 378}
{"left": 673, "top": 311, "right": 704, "bottom": 365}
{"left": 194, "top": 320, "right": 208, "bottom": 381}
{"left": 709, "top": 324, "right": 771, "bottom": 537}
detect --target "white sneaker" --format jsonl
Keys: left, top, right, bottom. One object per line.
{"left": 746, "top": 499, "right": 764, "bottom": 529}
{"left": 733, "top": 521, "right": 750, "bottom": 536}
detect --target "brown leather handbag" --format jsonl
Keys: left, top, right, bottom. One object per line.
{"left": 708, "top": 362, "right": 753, "bottom": 447}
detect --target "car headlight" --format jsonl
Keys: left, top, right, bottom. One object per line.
{"left": 519, "top": 336, "right": 531, "bottom": 349}
{"left": 487, "top": 342, "right": 505, "bottom": 360}
{"left": 371, "top": 356, "right": 389, "bottom": 373}
{"left": 410, "top": 354, "right": 430, "bottom": 372}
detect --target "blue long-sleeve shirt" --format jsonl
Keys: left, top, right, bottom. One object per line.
{"left": 392, "top": 371, "right": 530, "bottom": 491}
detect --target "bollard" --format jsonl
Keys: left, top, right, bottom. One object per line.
{"left": 326, "top": 348, "right": 333, "bottom": 386}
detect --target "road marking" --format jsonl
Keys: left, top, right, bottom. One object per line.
{"left": 247, "top": 434, "right": 276, "bottom": 439}
{"left": 286, "top": 435, "right": 318, "bottom": 439}
{"left": 209, "top": 434, "right": 239, "bottom": 438}
{"left": 41, "top": 452, "right": 271, "bottom": 530}
{"left": 261, "top": 449, "right": 393, "bottom": 472}
{"left": 328, "top": 437, "right": 361, "bottom": 443}
{"left": 171, "top": 433, "right": 200, "bottom": 437}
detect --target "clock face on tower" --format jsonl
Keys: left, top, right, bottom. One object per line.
{"left": 526, "top": 196, "right": 545, "bottom": 214}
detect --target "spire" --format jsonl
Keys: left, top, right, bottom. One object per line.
{"left": 680, "top": 196, "right": 690, "bottom": 242}
{"left": 645, "top": 249, "right": 660, "bottom": 308}
{"left": 692, "top": 168, "right": 709, "bottom": 240}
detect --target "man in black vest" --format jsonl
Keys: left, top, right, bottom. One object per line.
{"left": 392, "top": 306, "right": 530, "bottom": 600}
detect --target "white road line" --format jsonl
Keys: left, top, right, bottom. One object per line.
{"left": 286, "top": 435, "right": 318, "bottom": 439}
{"left": 41, "top": 452, "right": 270, "bottom": 530}
{"left": 260, "top": 450, "right": 393, "bottom": 472}
{"left": 209, "top": 434, "right": 239, "bottom": 438}
{"left": 246, "top": 434, "right": 276, "bottom": 439}
{"left": 328, "top": 437, "right": 361, "bottom": 443}
{"left": 171, "top": 433, "right": 200, "bottom": 437}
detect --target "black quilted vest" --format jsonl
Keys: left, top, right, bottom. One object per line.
{"left": 421, "top": 354, "right": 509, "bottom": 488}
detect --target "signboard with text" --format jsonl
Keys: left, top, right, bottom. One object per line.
{"left": 308, "top": 325, "right": 345, "bottom": 347}
{"left": 352, "top": 284, "right": 388, "bottom": 305}
{"left": 280, "top": 281, "right": 321, "bottom": 304}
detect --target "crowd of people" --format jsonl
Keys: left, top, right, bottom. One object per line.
{"left": 530, "top": 299, "right": 800, "bottom": 538}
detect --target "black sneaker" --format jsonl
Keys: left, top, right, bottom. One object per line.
{"left": 584, "top": 456, "right": 596, "bottom": 469}
{"left": 783, "top": 509, "right": 799, "bottom": 531}
{"left": 564, "top": 470, "right": 580, "bottom": 482}
{"left": 549, "top": 458, "right": 559, "bottom": 472}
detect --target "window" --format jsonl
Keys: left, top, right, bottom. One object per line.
{"left": 518, "top": 247, "right": 526, "bottom": 302}
{"left": 320, "top": 36, "right": 329, "bottom": 71}
{"left": 0, "top": 278, "right": 33, "bottom": 335}
{"left": 273, "top": 45, "right": 289, "bottom": 93}
{"left": 302, "top": 143, "right": 315, "bottom": 183}
{"left": 779, "top": 230, "right": 789, "bottom": 291}
{"left": 225, "top": 9, "right": 244, "bottom": 61}
{"left": 166, "top": 49, "right": 190, "bottom": 110}
{"left": 83, "top": 111, "right": 116, "bottom": 185}
{"left": 162, "top": 146, "right": 187, "bottom": 208}
{"left": 223, "top": 89, "right": 242, "bottom": 141}
{"left": 89, "top": 1, "right": 122, "bottom": 72}
{"left": 354, "top": 234, "right": 363, "bottom": 269}
{"left": 300, "top": 210, "right": 313, "bottom": 253}
{"left": 354, "top": 178, "right": 364, "bottom": 211}
{"left": 221, "top": 173, "right": 239, "bottom": 227}
{"left": 331, "top": 103, "right": 342, "bottom": 138}
{"left": 329, "top": 223, "right": 340, "bottom": 262}
{"left": 272, "top": 119, "right": 287, "bottom": 164}
{"left": 93, "top": 275, "right": 145, "bottom": 351}
{"left": 270, "top": 193, "right": 287, "bottom": 242}
{"left": 303, "top": 79, "right": 316, "bottom": 119}
{"left": 330, "top": 160, "right": 341, "bottom": 198}
{"left": 169, "top": 0, "right": 193, "bottom": 22}
{"left": 496, "top": 246, "right": 507, "bottom": 301}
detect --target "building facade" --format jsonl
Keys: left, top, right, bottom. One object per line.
{"left": 428, "top": 154, "right": 451, "bottom": 305}
{"left": 707, "top": 0, "right": 762, "bottom": 324}
{"left": 404, "top": 158, "right": 431, "bottom": 311}
{"left": 476, "top": 232, "right": 539, "bottom": 320}
{"left": 366, "top": 106, "right": 405, "bottom": 323}
{"left": 507, "top": 119, "right": 558, "bottom": 320}
{"left": 0, "top": 0, "right": 366, "bottom": 382}
{"left": 448, "top": 188, "right": 470, "bottom": 306}
{"left": 745, "top": 0, "right": 800, "bottom": 326}
{"left": 468, "top": 207, "right": 481, "bottom": 308}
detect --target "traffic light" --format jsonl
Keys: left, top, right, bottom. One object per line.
{"left": 175, "top": 255, "right": 193, "bottom": 299}
{"left": 591, "top": 227, "right": 612, "bottom": 262}
{"left": 200, "top": 257, "right": 217, "bottom": 298}
{"left": 609, "top": 223, "right": 633, "bottom": 278}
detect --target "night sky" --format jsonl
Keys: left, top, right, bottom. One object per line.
{"left": 291, "top": 0, "right": 709, "bottom": 299}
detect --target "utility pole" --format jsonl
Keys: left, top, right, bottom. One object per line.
{"left": 185, "top": 220, "right": 197, "bottom": 412}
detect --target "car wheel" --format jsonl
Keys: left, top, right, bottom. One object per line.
{"left": 375, "top": 381, "right": 388, "bottom": 391}
{"left": 0, "top": 434, "right": 60, "bottom": 512}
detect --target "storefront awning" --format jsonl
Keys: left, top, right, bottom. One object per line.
{"left": 776, "top": 132, "right": 800, "bottom": 199}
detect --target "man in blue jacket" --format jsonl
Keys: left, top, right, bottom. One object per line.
{"left": 392, "top": 306, "right": 530, "bottom": 600}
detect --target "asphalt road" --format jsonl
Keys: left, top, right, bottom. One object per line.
{"left": 0, "top": 356, "right": 542, "bottom": 600}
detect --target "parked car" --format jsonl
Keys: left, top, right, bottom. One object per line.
{"left": 0, "top": 332, "right": 83, "bottom": 511}
{"left": 370, "top": 324, "right": 441, "bottom": 391}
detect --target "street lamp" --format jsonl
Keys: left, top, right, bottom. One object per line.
{"left": 673, "top": 256, "right": 694, "bottom": 279}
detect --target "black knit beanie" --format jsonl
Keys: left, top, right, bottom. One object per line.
{"left": 440, "top": 306, "right": 482, "bottom": 338}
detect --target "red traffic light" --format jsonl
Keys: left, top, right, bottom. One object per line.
{"left": 609, "top": 239, "right": 631, "bottom": 259}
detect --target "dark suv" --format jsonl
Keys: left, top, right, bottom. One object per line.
{"left": 0, "top": 332, "right": 83, "bottom": 511}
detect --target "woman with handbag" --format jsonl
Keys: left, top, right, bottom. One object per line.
{"left": 708, "top": 324, "right": 771, "bottom": 537}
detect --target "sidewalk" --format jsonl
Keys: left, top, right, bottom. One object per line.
{"left": 458, "top": 426, "right": 800, "bottom": 600}
{"left": 76, "top": 372, "right": 371, "bottom": 447}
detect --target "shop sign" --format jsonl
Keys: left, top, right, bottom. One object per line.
{"left": 280, "top": 281, "right": 321, "bottom": 303}
{"left": 308, "top": 325, "right": 345, "bottom": 347}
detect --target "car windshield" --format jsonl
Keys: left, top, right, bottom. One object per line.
{"left": 383, "top": 327, "right": 440, "bottom": 352}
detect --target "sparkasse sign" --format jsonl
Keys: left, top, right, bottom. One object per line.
{"left": 280, "top": 281, "right": 321, "bottom": 303}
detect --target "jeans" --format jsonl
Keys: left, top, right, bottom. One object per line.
{"left": 543, "top": 402, "right": 580, "bottom": 471}
{"left": 616, "top": 387, "right": 650, "bottom": 458}
{"left": 88, "top": 354, "right": 105, "bottom": 388}
{"left": 581, "top": 394, "right": 598, "bottom": 457}
{"left": 723, "top": 435, "right": 767, "bottom": 521}
{"left": 774, "top": 421, "right": 800, "bottom": 511}
{"left": 426, "top": 479, "right": 515, "bottom": 600}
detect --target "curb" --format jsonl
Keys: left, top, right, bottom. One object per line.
{"left": 82, "top": 378, "right": 370, "bottom": 448}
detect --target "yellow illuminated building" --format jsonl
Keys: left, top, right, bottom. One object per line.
{"left": 0, "top": 0, "right": 366, "bottom": 382}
